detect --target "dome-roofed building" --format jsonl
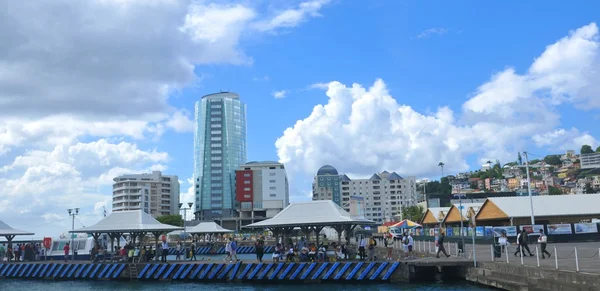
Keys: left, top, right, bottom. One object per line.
{"left": 313, "top": 165, "right": 342, "bottom": 207}
{"left": 317, "top": 165, "right": 339, "bottom": 176}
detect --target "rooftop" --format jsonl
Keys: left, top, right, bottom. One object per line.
{"left": 244, "top": 200, "right": 375, "bottom": 228}
{"left": 0, "top": 220, "right": 35, "bottom": 240}
{"left": 202, "top": 92, "right": 240, "bottom": 100}
{"left": 478, "top": 194, "right": 600, "bottom": 219}
{"left": 70, "top": 210, "right": 183, "bottom": 234}
{"left": 317, "top": 165, "right": 339, "bottom": 176}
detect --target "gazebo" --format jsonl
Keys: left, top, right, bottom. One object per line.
{"left": 187, "top": 222, "right": 234, "bottom": 235}
{"left": 0, "top": 220, "right": 34, "bottom": 243}
{"left": 70, "top": 210, "right": 182, "bottom": 259}
{"left": 244, "top": 201, "right": 375, "bottom": 245}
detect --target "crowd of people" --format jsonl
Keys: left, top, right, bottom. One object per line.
{"left": 0, "top": 243, "right": 44, "bottom": 262}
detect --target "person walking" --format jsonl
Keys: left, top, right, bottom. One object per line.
{"left": 436, "top": 231, "right": 450, "bottom": 258}
{"left": 537, "top": 230, "right": 551, "bottom": 259}
{"left": 224, "top": 238, "right": 232, "bottom": 262}
{"left": 255, "top": 235, "right": 265, "bottom": 263}
{"left": 229, "top": 238, "right": 239, "bottom": 262}
{"left": 406, "top": 233, "right": 414, "bottom": 259}
{"left": 189, "top": 241, "right": 197, "bottom": 261}
{"left": 514, "top": 229, "right": 534, "bottom": 257}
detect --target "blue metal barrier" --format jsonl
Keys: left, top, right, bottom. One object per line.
{"left": 288, "top": 263, "right": 306, "bottom": 280}
{"left": 137, "top": 264, "right": 151, "bottom": 279}
{"left": 18, "top": 264, "right": 30, "bottom": 277}
{"left": 228, "top": 261, "right": 241, "bottom": 281}
{"left": 217, "top": 263, "right": 234, "bottom": 280}
{"left": 278, "top": 263, "right": 295, "bottom": 280}
{"left": 11, "top": 264, "right": 23, "bottom": 277}
{"left": 369, "top": 262, "right": 388, "bottom": 280}
{"left": 89, "top": 264, "right": 102, "bottom": 279}
{"left": 207, "top": 264, "right": 223, "bottom": 280}
{"left": 268, "top": 263, "right": 284, "bottom": 280}
{"left": 27, "top": 264, "right": 40, "bottom": 278}
{"left": 311, "top": 262, "right": 329, "bottom": 280}
{"left": 154, "top": 264, "right": 168, "bottom": 279}
{"left": 145, "top": 264, "right": 159, "bottom": 279}
{"left": 333, "top": 262, "right": 352, "bottom": 280}
{"left": 321, "top": 262, "right": 340, "bottom": 280}
{"left": 97, "top": 264, "right": 111, "bottom": 278}
{"left": 300, "top": 263, "right": 317, "bottom": 280}
{"left": 357, "top": 262, "right": 376, "bottom": 280}
{"left": 52, "top": 264, "right": 65, "bottom": 278}
{"left": 345, "top": 262, "right": 364, "bottom": 280}
{"left": 189, "top": 264, "right": 204, "bottom": 279}
{"left": 237, "top": 263, "right": 253, "bottom": 280}
{"left": 45, "top": 264, "right": 57, "bottom": 278}
{"left": 162, "top": 264, "right": 177, "bottom": 280}
{"left": 178, "top": 264, "right": 195, "bottom": 279}
{"left": 31, "top": 264, "right": 48, "bottom": 278}
{"left": 105, "top": 264, "right": 119, "bottom": 278}
{"left": 381, "top": 262, "right": 399, "bottom": 280}
{"left": 198, "top": 263, "right": 214, "bottom": 280}
{"left": 246, "top": 263, "right": 263, "bottom": 280}
{"left": 75, "top": 264, "right": 87, "bottom": 278}
{"left": 256, "top": 263, "right": 273, "bottom": 280}
{"left": 172, "top": 264, "right": 186, "bottom": 280}
{"left": 112, "top": 264, "right": 126, "bottom": 279}
{"left": 81, "top": 264, "right": 95, "bottom": 278}
{"left": 60, "top": 264, "right": 73, "bottom": 278}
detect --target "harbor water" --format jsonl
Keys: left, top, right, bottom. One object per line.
{"left": 0, "top": 280, "right": 492, "bottom": 290}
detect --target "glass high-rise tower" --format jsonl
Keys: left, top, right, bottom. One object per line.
{"left": 194, "top": 92, "right": 247, "bottom": 220}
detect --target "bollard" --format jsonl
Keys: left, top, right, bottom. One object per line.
{"left": 520, "top": 245, "right": 524, "bottom": 265}
{"left": 448, "top": 242, "right": 452, "bottom": 257}
{"left": 554, "top": 246, "right": 558, "bottom": 270}
{"left": 490, "top": 244, "right": 494, "bottom": 262}
{"left": 535, "top": 246, "right": 540, "bottom": 268}
{"left": 455, "top": 242, "right": 459, "bottom": 257}
{"left": 429, "top": 241, "right": 432, "bottom": 253}
{"left": 506, "top": 246, "right": 509, "bottom": 264}
{"left": 598, "top": 248, "right": 600, "bottom": 261}
{"left": 575, "top": 247, "right": 579, "bottom": 272}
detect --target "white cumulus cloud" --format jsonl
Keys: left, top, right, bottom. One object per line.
{"left": 276, "top": 22, "right": 600, "bottom": 200}
{"left": 273, "top": 90, "right": 288, "bottom": 99}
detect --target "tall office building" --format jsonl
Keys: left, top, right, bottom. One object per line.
{"left": 312, "top": 165, "right": 417, "bottom": 224}
{"left": 194, "top": 92, "right": 247, "bottom": 220}
{"left": 112, "top": 171, "right": 180, "bottom": 217}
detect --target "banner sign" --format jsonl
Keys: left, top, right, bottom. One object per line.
{"left": 491, "top": 226, "right": 517, "bottom": 237}
{"left": 574, "top": 223, "right": 598, "bottom": 234}
{"left": 520, "top": 225, "right": 544, "bottom": 235}
{"left": 547, "top": 224, "right": 572, "bottom": 235}
{"left": 475, "top": 226, "right": 485, "bottom": 236}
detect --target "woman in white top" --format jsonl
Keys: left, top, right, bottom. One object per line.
{"left": 224, "top": 240, "right": 232, "bottom": 262}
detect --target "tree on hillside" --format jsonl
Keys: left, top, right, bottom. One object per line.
{"left": 581, "top": 145, "right": 594, "bottom": 154}
{"left": 439, "top": 177, "right": 452, "bottom": 195}
{"left": 518, "top": 152, "right": 523, "bottom": 165}
{"left": 548, "top": 186, "right": 562, "bottom": 195}
{"left": 401, "top": 205, "right": 425, "bottom": 222}
{"left": 596, "top": 146, "right": 600, "bottom": 153}
{"left": 156, "top": 214, "right": 183, "bottom": 227}
{"left": 544, "top": 155, "right": 562, "bottom": 166}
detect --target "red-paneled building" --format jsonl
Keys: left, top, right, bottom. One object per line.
{"left": 235, "top": 170, "right": 253, "bottom": 202}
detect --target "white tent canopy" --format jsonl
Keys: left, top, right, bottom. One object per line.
{"left": 0, "top": 220, "right": 35, "bottom": 242}
{"left": 244, "top": 200, "right": 376, "bottom": 228}
{"left": 70, "top": 210, "right": 183, "bottom": 234}
{"left": 187, "top": 222, "right": 234, "bottom": 234}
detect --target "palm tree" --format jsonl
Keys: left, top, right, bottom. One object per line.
{"left": 438, "top": 162, "right": 445, "bottom": 178}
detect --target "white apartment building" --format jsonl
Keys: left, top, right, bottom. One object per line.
{"left": 112, "top": 171, "right": 180, "bottom": 218}
{"left": 581, "top": 153, "right": 600, "bottom": 169}
{"left": 312, "top": 165, "right": 417, "bottom": 224}
{"left": 235, "top": 161, "right": 290, "bottom": 228}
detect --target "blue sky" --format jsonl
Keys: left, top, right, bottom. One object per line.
{"left": 1, "top": 0, "right": 600, "bottom": 236}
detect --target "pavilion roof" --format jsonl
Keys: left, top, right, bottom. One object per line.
{"left": 244, "top": 200, "right": 376, "bottom": 228}
{"left": 70, "top": 210, "right": 182, "bottom": 234}
{"left": 0, "top": 220, "right": 35, "bottom": 237}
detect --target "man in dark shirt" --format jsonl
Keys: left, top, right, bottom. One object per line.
{"left": 436, "top": 231, "right": 450, "bottom": 258}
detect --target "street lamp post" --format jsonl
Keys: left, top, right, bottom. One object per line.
{"left": 179, "top": 202, "right": 194, "bottom": 259}
{"left": 67, "top": 208, "right": 79, "bottom": 261}
{"left": 523, "top": 151, "right": 535, "bottom": 225}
